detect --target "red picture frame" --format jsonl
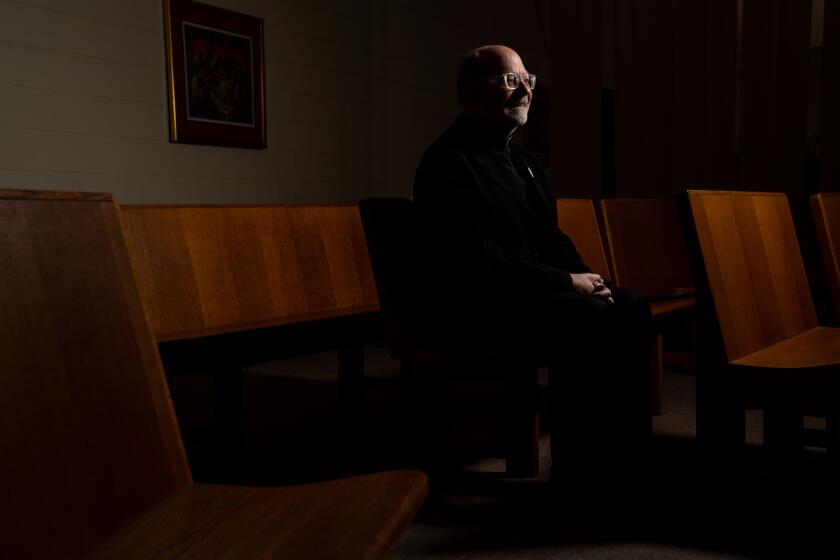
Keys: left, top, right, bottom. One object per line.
{"left": 163, "top": 0, "right": 266, "bottom": 149}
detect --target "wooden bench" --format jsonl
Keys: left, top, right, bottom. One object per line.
{"left": 555, "top": 198, "right": 692, "bottom": 415}
{"left": 120, "top": 204, "right": 382, "bottom": 448}
{"left": 677, "top": 189, "right": 840, "bottom": 462}
{"left": 599, "top": 197, "right": 697, "bottom": 414}
{"left": 811, "top": 193, "right": 840, "bottom": 321}
{"left": 0, "top": 189, "right": 427, "bottom": 559}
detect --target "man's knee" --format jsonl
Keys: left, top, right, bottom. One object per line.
{"left": 611, "top": 287, "right": 653, "bottom": 333}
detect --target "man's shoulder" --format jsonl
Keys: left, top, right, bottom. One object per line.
{"left": 421, "top": 117, "right": 472, "bottom": 157}
{"left": 416, "top": 117, "right": 477, "bottom": 173}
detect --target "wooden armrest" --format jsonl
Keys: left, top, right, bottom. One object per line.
{"left": 649, "top": 297, "right": 696, "bottom": 318}
{"left": 645, "top": 286, "right": 696, "bottom": 300}
{"left": 88, "top": 470, "right": 428, "bottom": 560}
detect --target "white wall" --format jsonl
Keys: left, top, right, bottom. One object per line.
{"left": 0, "top": 0, "right": 550, "bottom": 204}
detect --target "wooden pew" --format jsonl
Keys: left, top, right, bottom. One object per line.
{"left": 599, "top": 197, "right": 697, "bottom": 414}
{"left": 677, "top": 190, "right": 840, "bottom": 461}
{"left": 0, "top": 189, "right": 427, "bottom": 560}
{"left": 811, "top": 193, "right": 840, "bottom": 321}
{"left": 121, "top": 204, "right": 381, "bottom": 448}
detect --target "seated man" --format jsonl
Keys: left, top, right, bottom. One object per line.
{"left": 413, "top": 44, "right": 653, "bottom": 485}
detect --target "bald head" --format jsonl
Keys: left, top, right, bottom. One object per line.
{"left": 457, "top": 45, "right": 523, "bottom": 105}
{"left": 456, "top": 45, "right": 533, "bottom": 137}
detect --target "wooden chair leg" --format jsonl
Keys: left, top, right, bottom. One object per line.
{"left": 650, "top": 328, "right": 664, "bottom": 415}
{"left": 764, "top": 405, "right": 803, "bottom": 465}
{"left": 213, "top": 363, "right": 244, "bottom": 466}
{"left": 826, "top": 410, "right": 840, "bottom": 465}
{"left": 405, "top": 359, "right": 450, "bottom": 472}
{"left": 696, "top": 373, "right": 745, "bottom": 461}
{"left": 505, "top": 367, "right": 540, "bottom": 478}
{"left": 337, "top": 345, "right": 365, "bottom": 388}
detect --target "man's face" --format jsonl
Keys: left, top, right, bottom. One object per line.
{"left": 470, "top": 49, "right": 533, "bottom": 132}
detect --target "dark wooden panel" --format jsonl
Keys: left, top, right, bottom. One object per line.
{"left": 614, "top": 0, "right": 671, "bottom": 196}
{"left": 614, "top": 0, "right": 737, "bottom": 196}
{"left": 740, "top": 0, "right": 811, "bottom": 194}
{"left": 811, "top": 193, "right": 840, "bottom": 319}
{"left": 0, "top": 192, "right": 191, "bottom": 559}
{"left": 702, "top": 0, "right": 739, "bottom": 186}
{"left": 551, "top": 0, "right": 604, "bottom": 198}
{"left": 820, "top": 0, "right": 840, "bottom": 193}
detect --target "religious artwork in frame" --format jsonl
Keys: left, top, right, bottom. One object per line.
{"left": 163, "top": 0, "right": 266, "bottom": 149}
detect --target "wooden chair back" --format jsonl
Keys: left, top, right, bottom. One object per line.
{"left": 677, "top": 190, "right": 818, "bottom": 362}
{"left": 358, "top": 198, "right": 427, "bottom": 356}
{"left": 121, "top": 205, "right": 379, "bottom": 341}
{"left": 0, "top": 190, "right": 191, "bottom": 559}
{"left": 811, "top": 193, "right": 840, "bottom": 320}
{"left": 555, "top": 198, "right": 610, "bottom": 278}
{"left": 600, "top": 197, "right": 694, "bottom": 298}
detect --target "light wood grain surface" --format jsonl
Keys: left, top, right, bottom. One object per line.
{"left": 732, "top": 327, "right": 840, "bottom": 369}
{"left": 89, "top": 470, "right": 429, "bottom": 560}
{"left": 600, "top": 197, "right": 694, "bottom": 298}
{"left": 686, "top": 190, "right": 818, "bottom": 362}
{"left": 555, "top": 198, "right": 610, "bottom": 278}
{"left": 121, "top": 205, "right": 379, "bottom": 341}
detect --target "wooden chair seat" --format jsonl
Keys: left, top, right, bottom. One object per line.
{"left": 732, "top": 327, "right": 840, "bottom": 370}
{"left": 649, "top": 297, "right": 696, "bottom": 318}
{"left": 89, "top": 470, "right": 428, "bottom": 559}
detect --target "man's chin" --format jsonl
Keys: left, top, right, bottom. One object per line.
{"left": 504, "top": 108, "right": 529, "bottom": 127}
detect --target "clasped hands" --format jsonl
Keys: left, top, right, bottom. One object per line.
{"left": 570, "top": 272, "right": 614, "bottom": 305}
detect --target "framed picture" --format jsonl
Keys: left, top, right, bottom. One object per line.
{"left": 163, "top": 0, "right": 266, "bottom": 149}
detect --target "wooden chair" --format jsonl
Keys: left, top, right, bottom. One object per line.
{"left": 554, "top": 198, "right": 611, "bottom": 278}
{"left": 359, "top": 198, "right": 541, "bottom": 478}
{"left": 0, "top": 189, "right": 427, "bottom": 559}
{"left": 677, "top": 189, "right": 840, "bottom": 462}
{"left": 811, "top": 193, "right": 840, "bottom": 321}
{"left": 599, "top": 197, "right": 697, "bottom": 414}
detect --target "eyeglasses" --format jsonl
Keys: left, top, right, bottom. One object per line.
{"left": 487, "top": 72, "right": 537, "bottom": 90}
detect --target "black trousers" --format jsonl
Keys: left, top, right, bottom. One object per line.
{"left": 505, "top": 287, "right": 654, "bottom": 479}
